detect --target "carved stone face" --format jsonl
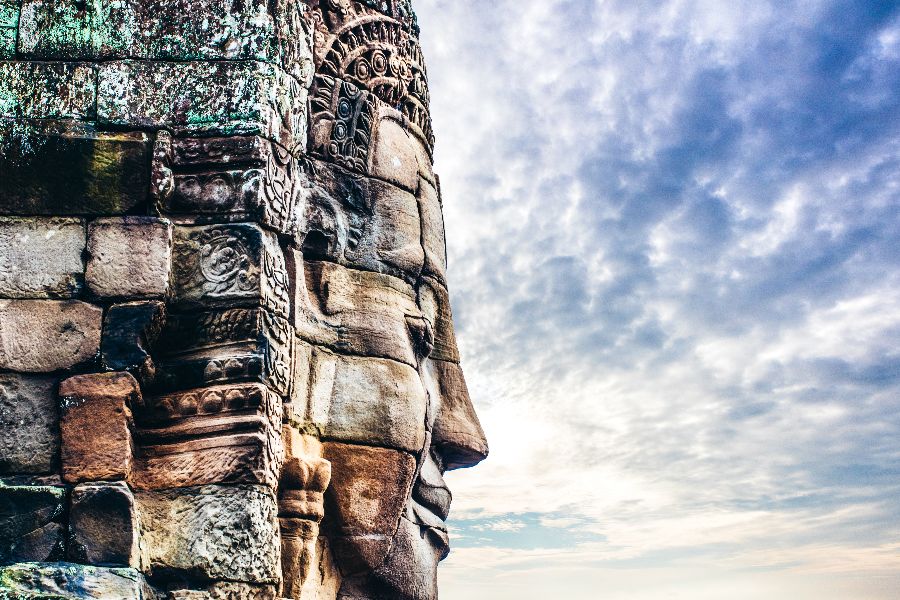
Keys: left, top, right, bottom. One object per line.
{"left": 296, "top": 4, "right": 489, "bottom": 596}
{"left": 295, "top": 106, "right": 488, "bottom": 596}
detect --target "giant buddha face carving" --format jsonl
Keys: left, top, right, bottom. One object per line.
{"left": 292, "top": 1, "right": 488, "bottom": 598}
{"left": 295, "top": 89, "right": 487, "bottom": 600}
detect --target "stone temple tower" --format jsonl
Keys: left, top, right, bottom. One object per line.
{"left": 0, "top": 1, "right": 487, "bottom": 599}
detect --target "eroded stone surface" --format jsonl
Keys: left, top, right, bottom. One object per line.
{"left": 168, "top": 583, "right": 278, "bottom": 600}
{"left": 171, "top": 223, "right": 289, "bottom": 319}
{"left": 0, "top": 562, "right": 155, "bottom": 599}
{"left": 86, "top": 217, "right": 173, "bottom": 299}
{"left": 97, "top": 60, "right": 306, "bottom": 149}
{"left": 18, "top": 0, "right": 312, "bottom": 79}
{"left": 0, "top": 120, "right": 150, "bottom": 216}
{"left": 0, "top": 1, "right": 16, "bottom": 59}
{"left": 131, "top": 383, "right": 284, "bottom": 491}
{"left": 304, "top": 350, "right": 427, "bottom": 453}
{"left": 0, "top": 62, "right": 96, "bottom": 119}
{"left": 69, "top": 482, "right": 140, "bottom": 568}
{"left": 137, "top": 484, "right": 280, "bottom": 583}
{"left": 154, "top": 308, "right": 293, "bottom": 396}
{"left": 0, "top": 485, "right": 66, "bottom": 564}
{"left": 0, "top": 217, "right": 85, "bottom": 298}
{"left": 0, "top": 300, "right": 102, "bottom": 372}
{"left": 59, "top": 372, "right": 137, "bottom": 484}
{"left": 0, "top": 374, "right": 59, "bottom": 475}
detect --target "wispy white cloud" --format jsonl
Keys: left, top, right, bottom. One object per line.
{"left": 415, "top": 1, "right": 900, "bottom": 598}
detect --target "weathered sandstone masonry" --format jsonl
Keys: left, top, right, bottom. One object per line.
{"left": 0, "top": 1, "right": 487, "bottom": 599}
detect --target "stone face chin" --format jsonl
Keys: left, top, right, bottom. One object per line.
{"left": 0, "top": 1, "right": 488, "bottom": 599}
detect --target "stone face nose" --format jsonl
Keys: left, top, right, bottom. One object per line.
{"left": 430, "top": 360, "right": 489, "bottom": 471}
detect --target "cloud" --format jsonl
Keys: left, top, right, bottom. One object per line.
{"left": 414, "top": 1, "right": 900, "bottom": 598}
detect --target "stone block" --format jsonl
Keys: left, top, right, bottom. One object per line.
{"left": 303, "top": 350, "right": 427, "bottom": 453}
{"left": 131, "top": 384, "right": 283, "bottom": 491}
{"left": 429, "top": 360, "right": 489, "bottom": 470}
{"left": 171, "top": 223, "right": 290, "bottom": 319}
{"left": 368, "top": 111, "right": 420, "bottom": 193}
{"left": 154, "top": 307, "right": 293, "bottom": 396}
{"left": 0, "top": 120, "right": 150, "bottom": 216}
{"left": 17, "top": 0, "right": 312, "bottom": 80}
{"left": 0, "top": 217, "right": 85, "bottom": 299}
{"left": 101, "top": 301, "right": 166, "bottom": 381}
{"left": 59, "top": 372, "right": 137, "bottom": 484}
{"left": 0, "top": 27, "right": 13, "bottom": 60}
{"left": 0, "top": 300, "right": 102, "bottom": 372}
{"left": 158, "top": 136, "right": 303, "bottom": 235}
{"left": 137, "top": 484, "right": 280, "bottom": 583}
{"left": 167, "top": 583, "right": 277, "bottom": 600}
{"left": 297, "top": 261, "right": 425, "bottom": 367}
{"left": 0, "top": 562, "right": 155, "bottom": 599}
{"left": 321, "top": 442, "right": 416, "bottom": 537}
{"left": 418, "top": 177, "right": 448, "bottom": 284}
{"left": 97, "top": 60, "right": 306, "bottom": 149}
{"left": 0, "top": 62, "right": 96, "bottom": 119}
{"left": 0, "top": 374, "right": 59, "bottom": 475}
{"left": 0, "top": 1, "right": 18, "bottom": 59}
{"left": 0, "top": 485, "right": 66, "bottom": 564}
{"left": 69, "top": 482, "right": 140, "bottom": 568}
{"left": 418, "top": 278, "right": 460, "bottom": 363}
{"left": 86, "top": 217, "right": 173, "bottom": 299}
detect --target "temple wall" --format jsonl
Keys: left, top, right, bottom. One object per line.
{"left": 0, "top": 2, "right": 484, "bottom": 599}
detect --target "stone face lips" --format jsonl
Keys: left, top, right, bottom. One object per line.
{"left": 0, "top": 217, "right": 85, "bottom": 298}
{"left": 0, "top": 300, "right": 102, "bottom": 372}
{"left": 0, "top": 374, "right": 59, "bottom": 475}
{"left": 58, "top": 372, "right": 138, "bottom": 484}
{"left": 137, "top": 484, "right": 281, "bottom": 583}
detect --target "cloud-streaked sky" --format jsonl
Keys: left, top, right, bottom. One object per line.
{"left": 414, "top": 1, "right": 900, "bottom": 598}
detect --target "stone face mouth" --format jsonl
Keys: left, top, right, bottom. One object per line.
{"left": 413, "top": 484, "right": 451, "bottom": 524}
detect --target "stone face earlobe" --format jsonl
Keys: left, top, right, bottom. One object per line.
{"left": 279, "top": 428, "right": 332, "bottom": 598}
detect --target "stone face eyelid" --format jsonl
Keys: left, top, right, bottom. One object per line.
{"left": 0, "top": 1, "right": 486, "bottom": 600}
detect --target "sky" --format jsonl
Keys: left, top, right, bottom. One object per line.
{"left": 413, "top": 1, "right": 900, "bottom": 598}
